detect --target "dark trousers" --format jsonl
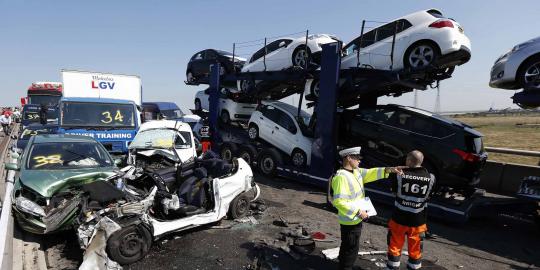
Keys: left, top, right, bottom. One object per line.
{"left": 338, "top": 222, "right": 363, "bottom": 270}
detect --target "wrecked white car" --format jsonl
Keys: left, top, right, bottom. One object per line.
{"left": 76, "top": 120, "right": 260, "bottom": 266}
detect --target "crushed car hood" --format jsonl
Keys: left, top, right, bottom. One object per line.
{"left": 20, "top": 168, "right": 117, "bottom": 198}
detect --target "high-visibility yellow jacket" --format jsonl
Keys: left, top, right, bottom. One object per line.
{"left": 331, "top": 168, "right": 388, "bottom": 225}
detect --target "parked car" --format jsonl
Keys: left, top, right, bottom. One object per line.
{"left": 15, "top": 123, "right": 59, "bottom": 151}
{"left": 237, "top": 34, "right": 340, "bottom": 91}
{"left": 195, "top": 87, "right": 257, "bottom": 123}
{"left": 338, "top": 104, "right": 487, "bottom": 190}
{"left": 142, "top": 102, "right": 184, "bottom": 122}
{"left": 8, "top": 134, "right": 119, "bottom": 234}
{"left": 247, "top": 101, "right": 314, "bottom": 167}
{"left": 341, "top": 9, "right": 471, "bottom": 71}
{"left": 186, "top": 49, "right": 246, "bottom": 85}
{"left": 490, "top": 36, "right": 540, "bottom": 90}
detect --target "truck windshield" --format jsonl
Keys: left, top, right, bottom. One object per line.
{"left": 62, "top": 102, "right": 135, "bottom": 128}
{"left": 28, "top": 96, "right": 61, "bottom": 107}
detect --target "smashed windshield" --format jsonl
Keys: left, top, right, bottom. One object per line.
{"left": 27, "top": 142, "right": 113, "bottom": 170}
{"left": 130, "top": 129, "right": 192, "bottom": 149}
{"left": 62, "top": 102, "right": 135, "bottom": 128}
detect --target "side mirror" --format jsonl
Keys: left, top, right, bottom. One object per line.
{"left": 279, "top": 41, "right": 286, "bottom": 48}
{"left": 114, "top": 159, "right": 123, "bottom": 166}
{"left": 5, "top": 163, "right": 20, "bottom": 171}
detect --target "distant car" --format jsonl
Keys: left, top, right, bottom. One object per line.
{"left": 142, "top": 102, "right": 184, "bottom": 122}
{"left": 237, "top": 34, "right": 340, "bottom": 91}
{"left": 16, "top": 124, "right": 59, "bottom": 151}
{"left": 186, "top": 49, "right": 246, "bottom": 84}
{"left": 341, "top": 9, "right": 471, "bottom": 71}
{"left": 247, "top": 101, "right": 314, "bottom": 167}
{"left": 195, "top": 88, "right": 257, "bottom": 124}
{"left": 490, "top": 36, "right": 540, "bottom": 90}
{"left": 338, "top": 104, "right": 487, "bottom": 190}
{"left": 9, "top": 134, "right": 118, "bottom": 234}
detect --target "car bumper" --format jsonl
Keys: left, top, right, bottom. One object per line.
{"left": 437, "top": 46, "right": 471, "bottom": 68}
{"left": 13, "top": 207, "right": 48, "bottom": 234}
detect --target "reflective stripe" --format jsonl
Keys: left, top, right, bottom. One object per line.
{"left": 395, "top": 201, "right": 425, "bottom": 213}
{"left": 377, "top": 168, "right": 384, "bottom": 179}
{"left": 387, "top": 260, "right": 401, "bottom": 267}
{"left": 338, "top": 214, "right": 360, "bottom": 223}
{"left": 345, "top": 208, "right": 356, "bottom": 217}
{"left": 360, "top": 169, "right": 367, "bottom": 179}
{"left": 407, "top": 262, "right": 422, "bottom": 269}
{"left": 333, "top": 193, "right": 358, "bottom": 200}
{"left": 399, "top": 194, "right": 427, "bottom": 203}
{"left": 336, "top": 170, "right": 364, "bottom": 198}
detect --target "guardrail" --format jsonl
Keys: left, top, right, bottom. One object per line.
{"left": 485, "top": 147, "right": 540, "bottom": 158}
{"left": 0, "top": 126, "right": 18, "bottom": 270}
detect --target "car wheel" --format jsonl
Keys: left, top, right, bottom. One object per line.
{"left": 186, "top": 71, "right": 195, "bottom": 83}
{"left": 106, "top": 225, "right": 152, "bottom": 265}
{"left": 238, "top": 145, "right": 258, "bottom": 165}
{"left": 404, "top": 42, "right": 440, "bottom": 69}
{"left": 517, "top": 55, "right": 540, "bottom": 90}
{"left": 220, "top": 143, "right": 238, "bottom": 162}
{"left": 258, "top": 148, "right": 282, "bottom": 177}
{"left": 248, "top": 124, "right": 259, "bottom": 140}
{"left": 291, "top": 149, "right": 307, "bottom": 167}
{"left": 240, "top": 80, "right": 253, "bottom": 92}
{"left": 292, "top": 46, "right": 311, "bottom": 68}
{"left": 220, "top": 110, "right": 231, "bottom": 124}
{"left": 194, "top": 99, "right": 202, "bottom": 111}
{"left": 228, "top": 193, "right": 249, "bottom": 219}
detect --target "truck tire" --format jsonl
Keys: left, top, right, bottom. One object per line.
{"left": 258, "top": 148, "right": 283, "bottom": 177}
{"left": 220, "top": 143, "right": 238, "bottom": 162}
{"left": 238, "top": 145, "right": 258, "bottom": 165}
{"left": 106, "top": 224, "right": 152, "bottom": 265}
{"left": 228, "top": 193, "right": 249, "bottom": 219}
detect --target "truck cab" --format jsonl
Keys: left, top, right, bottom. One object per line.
{"left": 58, "top": 97, "right": 141, "bottom": 155}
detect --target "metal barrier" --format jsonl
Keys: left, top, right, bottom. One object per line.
{"left": 0, "top": 125, "right": 18, "bottom": 270}
{"left": 485, "top": 147, "right": 540, "bottom": 158}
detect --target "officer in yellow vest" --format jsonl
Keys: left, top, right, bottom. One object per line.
{"left": 332, "top": 146, "right": 403, "bottom": 270}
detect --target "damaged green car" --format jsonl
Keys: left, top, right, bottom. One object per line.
{"left": 8, "top": 134, "right": 120, "bottom": 234}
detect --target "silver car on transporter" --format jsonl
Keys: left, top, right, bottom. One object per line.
{"left": 490, "top": 36, "right": 540, "bottom": 90}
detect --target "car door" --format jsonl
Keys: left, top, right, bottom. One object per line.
{"left": 258, "top": 105, "right": 280, "bottom": 142}
{"left": 273, "top": 110, "right": 298, "bottom": 154}
{"left": 378, "top": 108, "right": 413, "bottom": 165}
{"left": 191, "top": 51, "right": 205, "bottom": 74}
{"left": 202, "top": 50, "right": 219, "bottom": 76}
{"left": 369, "top": 20, "right": 413, "bottom": 70}
{"left": 346, "top": 108, "right": 387, "bottom": 166}
{"left": 341, "top": 31, "right": 375, "bottom": 69}
{"left": 265, "top": 39, "right": 293, "bottom": 71}
{"left": 201, "top": 88, "right": 211, "bottom": 110}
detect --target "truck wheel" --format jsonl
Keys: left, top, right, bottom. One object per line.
{"left": 106, "top": 224, "right": 152, "bottom": 265}
{"left": 228, "top": 193, "right": 249, "bottom": 219}
{"left": 258, "top": 148, "right": 282, "bottom": 177}
{"left": 220, "top": 143, "right": 238, "bottom": 162}
{"left": 238, "top": 145, "right": 258, "bottom": 165}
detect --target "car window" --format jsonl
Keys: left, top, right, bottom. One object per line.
{"left": 192, "top": 52, "right": 203, "bottom": 61}
{"left": 343, "top": 30, "right": 376, "bottom": 56}
{"left": 410, "top": 117, "right": 436, "bottom": 136}
{"left": 374, "top": 20, "right": 413, "bottom": 42}
{"left": 427, "top": 9, "right": 445, "bottom": 18}
{"left": 387, "top": 111, "right": 412, "bottom": 130}
{"left": 277, "top": 112, "right": 297, "bottom": 134}
{"left": 204, "top": 50, "right": 217, "bottom": 60}
{"left": 175, "top": 131, "right": 192, "bottom": 149}
{"left": 262, "top": 105, "right": 280, "bottom": 123}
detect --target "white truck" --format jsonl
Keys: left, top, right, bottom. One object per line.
{"left": 58, "top": 70, "right": 143, "bottom": 154}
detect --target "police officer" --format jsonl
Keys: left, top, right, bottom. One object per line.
{"left": 386, "top": 150, "right": 435, "bottom": 270}
{"left": 331, "top": 146, "right": 403, "bottom": 270}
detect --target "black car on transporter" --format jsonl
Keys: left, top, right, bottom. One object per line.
{"left": 339, "top": 104, "right": 487, "bottom": 191}
{"left": 186, "top": 49, "right": 246, "bottom": 86}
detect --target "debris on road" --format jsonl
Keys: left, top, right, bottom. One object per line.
{"left": 79, "top": 216, "right": 123, "bottom": 270}
{"left": 322, "top": 247, "right": 409, "bottom": 260}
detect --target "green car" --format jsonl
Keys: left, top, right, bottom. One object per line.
{"left": 8, "top": 134, "right": 119, "bottom": 234}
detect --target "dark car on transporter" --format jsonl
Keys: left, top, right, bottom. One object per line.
{"left": 186, "top": 49, "right": 246, "bottom": 86}
{"left": 338, "top": 104, "right": 487, "bottom": 192}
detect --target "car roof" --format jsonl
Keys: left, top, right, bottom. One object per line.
{"left": 143, "top": 102, "right": 180, "bottom": 110}
{"left": 61, "top": 97, "right": 136, "bottom": 105}
{"left": 262, "top": 101, "right": 310, "bottom": 116}
{"left": 394, "top": 9, "right": 443, "bottom": 25}
{"left": 32, "top": 134, "right": 98, "bottom": 144}
{"left": 139, "top": 120, "right": 192, "bottom": 133}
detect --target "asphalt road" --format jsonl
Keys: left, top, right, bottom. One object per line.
{"left": 41, "top": 173, "right": 540, "bottom": 270}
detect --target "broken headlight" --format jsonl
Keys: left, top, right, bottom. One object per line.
{"left": 15, "top": 196, "right": 46, "bottom": 217}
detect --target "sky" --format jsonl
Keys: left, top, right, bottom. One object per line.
{"left": 0, "top": 0, "right": 538, "bottom": 112}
